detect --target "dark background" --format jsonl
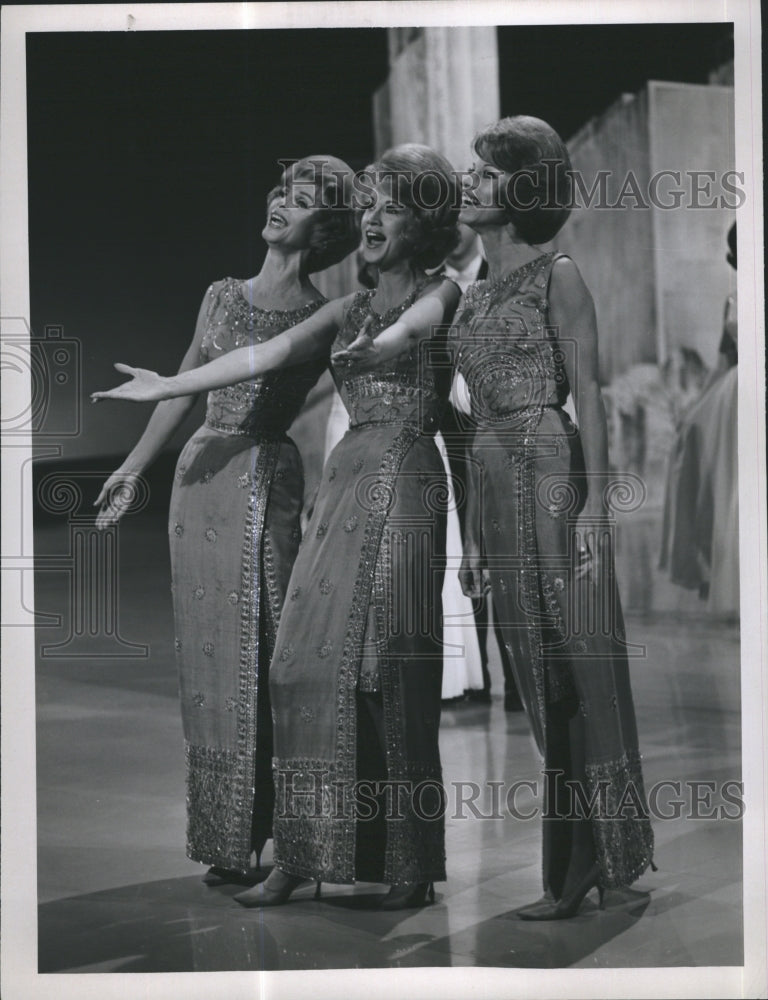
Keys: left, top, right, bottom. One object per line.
{"left": 26, "top": 23, "right": 733, "bottom": 468}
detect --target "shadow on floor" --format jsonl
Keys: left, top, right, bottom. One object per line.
{"left": 38, "top": 876, "right": 659, "bottom": 972}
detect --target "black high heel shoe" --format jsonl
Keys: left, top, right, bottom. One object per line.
{"left": 202, "top": 865, "right": 263, "bottom": 887}
{"left": 380, "top": 882, "right": 435, "bottom": 911}
{"left": 203, "top": 834, "right": 269, "bottom": 886}
{"left": 234, "top": 868, "right": 322, "bottom": 908}
{"left": 518, "top": 863, "right": 603, "bottom": 921}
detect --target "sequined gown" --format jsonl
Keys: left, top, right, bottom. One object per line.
{"left": 270, "top": 286, "right": 452, "bottom": 886}
{"left": 169, "top": 278, "right": 325, "bottom": 873}
{"left": 453, "top": 253, "right": 654, "bottom": 893}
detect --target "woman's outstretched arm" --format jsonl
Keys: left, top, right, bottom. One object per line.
{"left": 92, "top": 296, "right": 346, "bottom": 403}
{"left": 331, "top": 279, "right": 461, "bottom": 370}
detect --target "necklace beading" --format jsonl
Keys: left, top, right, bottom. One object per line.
{"left": 466, "top": 252, "right": 552, "bottom": 304}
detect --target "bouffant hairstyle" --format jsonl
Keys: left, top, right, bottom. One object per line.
{"left": 473, "top": 116, "right": 572, "bottom": 244}
{"left": 365, "top": 143, "right": 461, "bottom": 270}
{"left": 265, "top": 155, "right": 360, "bottom": 274}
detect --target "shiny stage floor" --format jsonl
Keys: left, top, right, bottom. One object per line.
{"left": 34, "top": 515, "right": 742, "bottom": 973}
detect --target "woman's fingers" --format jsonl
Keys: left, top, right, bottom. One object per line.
{"left": 359, "top": 313, "right": 375, "bottom": 336}
{"left": 347, "top": 334, "right": 372, "bottom": 355}
{"left": 91, "top": 366, "right": 164, "bottom": 402}
{"left": 335, "top": 320, "right": 375, "bottom": 363}
{"left": 95, "top": 504, "right": 120, "bottom": 529}
{"left": 95, "top": 492, "right": 132, "bottom": 529}
{"left": 574, "top": 529, "right": 610, "bottom": 584}
{"left": 459, "top": 563, "right": 483, "bottom": 599}
{"left": 91, "top": 382, "right": 134, "bottom": 401}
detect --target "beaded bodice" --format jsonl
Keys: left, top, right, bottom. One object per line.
{"left": 453, "top": 253, "right": 570, "bottom": 427}
{"left": 331, "top": 286, "right": 450, "bottom": 432}
{"left": 201, "top": 278, "right": 326, "bottom": 438}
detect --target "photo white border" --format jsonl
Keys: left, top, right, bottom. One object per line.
{"left": 1, "top": 3, "right": 765, "bottom": 998}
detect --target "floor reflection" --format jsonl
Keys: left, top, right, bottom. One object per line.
{"left": 39, "top": 877, "right": 456, "bottom": 972}
{"left": 35, "top": 515, "right": 743, "bottom": 972}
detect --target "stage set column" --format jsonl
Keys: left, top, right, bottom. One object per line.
{"left": 373, "top": 26, "right": 500, "bottom": 167}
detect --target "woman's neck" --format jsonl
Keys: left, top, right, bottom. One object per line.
{"left": 448, "top": 237, "right": 481, "bottom": 272}
{"left": 478, "top": 225, "right": 542, "bottom": 282}
{"left": 372, "top": 261, "right": 424, "bottom": 312}
{"left": 243, "top": 249, "right": 320, "bottom": 310}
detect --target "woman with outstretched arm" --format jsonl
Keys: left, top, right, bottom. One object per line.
{"left": 95, "top": 144, "right": 463, "bottom": 911}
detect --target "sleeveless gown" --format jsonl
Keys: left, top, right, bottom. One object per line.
{"left": 169, "top": 277, "right": 325, "bottom": 873}
{"left": 453, "top": 253, "right": 654, "bottom": 893}
{"left": 270, "top": 285, "right": 452, "bottom": 886}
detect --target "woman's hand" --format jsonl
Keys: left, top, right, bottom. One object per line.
{"left": 91, "top": 364, "right": 172, "bottom": 404}
{"left": 331, "top": 314, "right": 380, "bottom": 371}
{"left": 459, "top": 543, "right": 490, "bottom": 600}
{"left": 573, "top": 497, "right": 611, "bottom": 583}
{"left": 93, "top": 468, "right": 144, "bottom": 529}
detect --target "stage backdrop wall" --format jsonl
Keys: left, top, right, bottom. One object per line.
{"left": 555, "top": 79, "right": 736, "bottom": 381}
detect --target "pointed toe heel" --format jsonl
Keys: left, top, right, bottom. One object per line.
{"left": 234, "top": 869, "right": 320, "bottom": 908}
{"left": 380, "top": 881, "right": 435, "bottom": 911}
{"left": 519, "top": 864, "right": 602, "bottom": 921}
{"left": 203, "top": 865, "right": 262, "bottom": 887}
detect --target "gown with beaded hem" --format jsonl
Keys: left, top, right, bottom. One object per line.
{"left": 169, "top": 277, "right": 325, "bottom": 873}
{"left": 269, "top": 282, "right": 456, "bottom": 887}
{"left": 452, "top": 253, "right": 654, "bottom": 896}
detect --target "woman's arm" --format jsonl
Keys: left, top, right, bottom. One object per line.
{"left": 549, "top": 256, "right": 611, "bottom": 531}
{"left": 458, "top": 436, "right": 488, "bottom": 599}
{"left": 92, "top": 296, "right": 346, "bottom": 403}
{"left": 94, "top": 284, "right": 214, "bottom": 526}
{"left": 331, "top": 279, "right": 461, "bottom": 370}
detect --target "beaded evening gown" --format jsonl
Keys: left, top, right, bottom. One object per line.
{"left": 453, "top": 253, "right": 654, "bottom": 894}
{"left": 269, "top": 285, "right": 453, "bottom": 887}
{"left": 169, "top": 277, "right": 325, "bottom": 873}
{"left": 323, "top": 399, "right": 482, "bottom": 702}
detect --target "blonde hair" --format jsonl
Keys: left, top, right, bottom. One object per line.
{"left": 365, "top": 143, "right": 461, "bottom": 269}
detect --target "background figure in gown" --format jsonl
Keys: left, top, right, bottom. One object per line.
{"left": 94, "top": 156, "right": 358, "bottom": 883}
{"left": 660, "top": 222, "right": 739, "bottom": 618}
{"left": 324, "top": 235, "right": 484, "bottom": 704}
{"left": 440, "top": 223, "right": 524, "bottom": 709}
{"left": 93, "top": 144, "right": 463, "bottom": 911}
{"left": 455, "top": 116, "right": 654, "bottom": 920}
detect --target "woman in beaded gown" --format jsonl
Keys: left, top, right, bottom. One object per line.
{"left": 94, "top": 144, "right": 462, "bottom": 910}
{"left": 94, "top": 156, "right": 358, "bottom": 884}
{"left": 454, "top": 117, "right": 655, "bottom": 919}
